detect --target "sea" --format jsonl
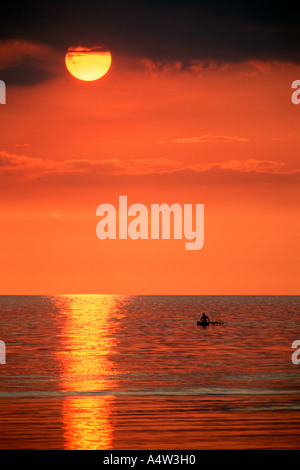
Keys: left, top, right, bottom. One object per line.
{"left": 0, "top": 295, "right": 299, "bottom": 450}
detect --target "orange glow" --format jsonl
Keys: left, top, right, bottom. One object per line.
{"left": 55, "top": 295, "right": 120, "bottom": 449}
{"left": 62, "top": 396, "right": 114, "bottom": 450}
{"left": 0, "top": 53, "right": 299, "bottom": 295}
{"left": 65, "top": 47, "right": 112, "bottom": 81}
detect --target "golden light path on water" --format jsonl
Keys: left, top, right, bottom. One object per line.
{"left": 0, "top": 295, "right": 300, "bottom": 449}
{"left": 54, "top": 295, "right": 120, "bottom": 450}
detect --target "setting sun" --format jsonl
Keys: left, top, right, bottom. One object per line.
{"left": 65, "top": 46, "right": 112, "bottom": 81}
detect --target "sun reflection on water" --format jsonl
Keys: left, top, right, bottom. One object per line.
{"left": 54, "top": 295, "right": 120, "bottom": 449}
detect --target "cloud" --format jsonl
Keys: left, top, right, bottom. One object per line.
{"left": 50, "top": 212, "right": 63, "bottom": 218}
{"left": 2, "top": 2, "right": 300, "bottom": 64}
{"left": 15, "top": 143, "right": 30, "bottom": 148}
{"left": 140, "top": 58, "right": 184, "bottom": 76}
{"left": 0, "top": 39, "right": 61, "bottom": 85}
{"left": 218, "top": 159, "right": 285, "bottom": 173}
{"left": 0, "top": 151, "right": 298, "bottom": 188}
{"left": 170, "top": 135, "right": 250, "bottom": 144}
{"left": 121, "top": 158, "right": 183, "bottom": 174}
{"left": 141, "top": 57, "right": 293, "bottom": 78}
{"left": 0, "top": 151, "right": 48, "bottom": 170}
{"left": 141, "top": 58, "right": 233, "bottom": 76}
{"left": 0, "top": 63, "right": 55, "bottom": 86}
{"left": 0, "top": 39, "right": 53, "bottom": 68}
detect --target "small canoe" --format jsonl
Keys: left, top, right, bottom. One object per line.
{"left": 197, "top": 321, "right": 209, "bottom": 327}
{"left": 197, "top": 320, "right": 223, "bottom": 326}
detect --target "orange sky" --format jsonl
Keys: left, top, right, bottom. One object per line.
{"left": 0, "top": 41, "right": 299, "bottom": 294}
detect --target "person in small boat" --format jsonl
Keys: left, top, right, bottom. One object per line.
{"left": 200, "top": 312, "right": 210, "bottom": 324}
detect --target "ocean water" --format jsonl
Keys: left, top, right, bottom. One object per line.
{"left": 0, "top": 295, "right": 299, "bottom": 450}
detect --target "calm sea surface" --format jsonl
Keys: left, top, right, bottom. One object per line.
{"left": 0, "top": 295, "right": 299, "bottom": 449}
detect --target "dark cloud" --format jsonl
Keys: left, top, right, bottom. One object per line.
{"left": 1, "top": 0, "right": 300, "bottom": 64}
{"left": 0, "top": 62, "right": 55, "bottom": 86}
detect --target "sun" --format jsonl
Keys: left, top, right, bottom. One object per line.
{"left": 65, "top": 46, "right": 112, "bottom": 81}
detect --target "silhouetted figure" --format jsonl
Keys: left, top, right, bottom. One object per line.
{"left": 200, "top": 312, "right": 210, "bottom": 324}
